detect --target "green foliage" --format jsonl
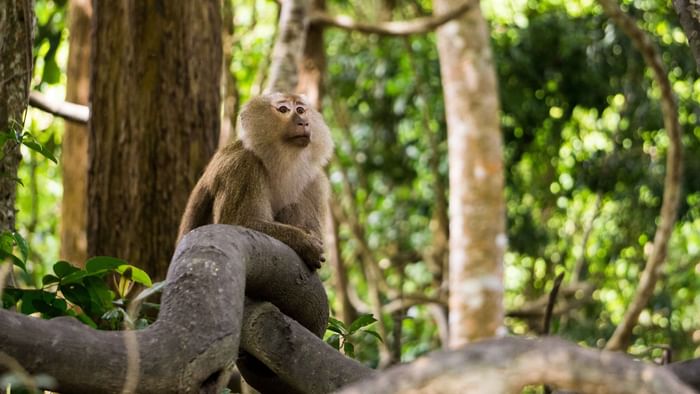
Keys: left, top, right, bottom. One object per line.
{"left": 9, "top": 0, "right": 700, "bottom": 372}
{"left": 2, "top": 253, "right": 158, "bottom": 330}
{"left": 0, "top": 125, "right": 58, "bottom": 165}
{"left": 326, "top": 315, "right": 383, "bottom": 358}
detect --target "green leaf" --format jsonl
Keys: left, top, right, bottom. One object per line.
{"left": 362, "top": 329, "right": 384, "bottom": 343}
{"left": 21, "top": 134, "right": 57, "bottom": 163}
{"left": 85, "top": 256, "right": 127, "bottom": 273}
{"left": 326, "top": 333, "right": 340, "bottom": 350}
{"left": 20, "top": 290, "right": 43, "bottom": 314}
{"left": 0, "top": 250, "right": 26, "bottom": 272}
{"left": 42, "top": 274, "right": 60, "bottom": 286}
{"left": 59, "top": 283, "right": 91, "bottom": 310}
{"left": 116, "top": 265, "right": 152, "bottom": 287}
{"left": 53, "top": 261, "right": 80, "bottom": 278}
{"left": 2, "top": 288, "right": 22, "bottom": 309}
{"left": 0, "top": 232, "right": 14, "bottom": 254}
{"left": 75, "top": 312, "right": 97, "bottom": 328}
{"left": 348, "top": 314, "right": 377, "bottom": 334}
{"left": 327, "top": 316, "right": 348, "bottom": 334}
{"left": 84, "top": 276, "right": 115, "bottom": 311}
{"left": 11, "top": 232, "right": 28, "bottom": 265}
{"left": 343, "top": 341, "right": 355, "bottom": 358}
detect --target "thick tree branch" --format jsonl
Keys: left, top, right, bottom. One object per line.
{"left": 240, "top": 301, "right": 376, "bottom": 393}
{"left": 0, "top": 225, "right": 329, "bottom": 393}
{"left": 310, "top": 1, "right": 473, "bottom": 36}
{"left": 597, "top": 0, "right": 684, "bottom": 352}
{"left": 28, "top": 91, "right": 89, "bottom": 124}
{"left": 336, "top": 337, "right": 696, "bottom": 394}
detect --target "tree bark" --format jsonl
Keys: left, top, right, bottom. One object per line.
{"left": 0, "top": 225, "right": 334, "bottom": 393}
{"left": 673, "top": 0, "right": 700, "bottom": 71}
{"left": 265, "top": 0, "right": 311, "bottom": 93}
{"left": 88, "top": 1, "right": 221, "bottom": 280}
{"left": 336, "top": 336, "right": 696, "bottom": 394}
{"left": 60, "top": 0, "right": 91, "bottom": 266}
{"left": 0, "top": 0, "right": 33, "bottom": 232}
{"left": 434, "top": 0, "right": 506, "bottom": 346}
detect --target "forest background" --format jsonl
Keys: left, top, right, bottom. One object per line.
{"left": 5, "top": 0, "right": 700, "bottom": 380}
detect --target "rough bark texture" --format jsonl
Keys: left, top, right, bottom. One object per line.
{"left": 220, "top": 0, "right": 239, "bottom": 148}
{"left": 88, "top": 1, "right": 221, "bottom": 280}
{"left": 598, "top": 0, "right": 684, "bottom": 352}
{"left": 336, "top": 336, "right": 696, "bottom": 394}
{"left": 673, "top": 0, "right": 700, "bottom": 70}
{"left": 297, "top": 0, "right": 326, "bottom": 109}
{"left": 265, "top": 0, "right": 310, "bottom": 93}
{"left": 240, "top": 301, "right": 375, "bottom": 394}
{"left": 434, "top": 0, "right": 506, "bottom": 346}
{"left": 0, "top": 225, "right": 332, "bottom": 393}
{"left": 60, "top": 0, "right": 91, "bottom": 266}
{"left": 0, "top": 0, "right": 33, "bottom": 232}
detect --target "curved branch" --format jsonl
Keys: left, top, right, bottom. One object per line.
{"left": 596, "top": 0, "right": 684, "bottom": 352}
{"left": 28, "top": 91, "right": 89, "bottom": 124}
{"left": 0, "top": 225, "right": 329, "bottom": 393}
{"left": 336, "top": 337, "right": 696, "bottom": 394}
{"left": 240, "top": 301, "right": 376, "bottom": 393}
{"left": 310, "top": 1, "right": 473, "bottom": 36}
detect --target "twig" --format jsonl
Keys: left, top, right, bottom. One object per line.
{"left": 542, "top": 272, "right": 565, "bottom": 336}
{"left": 597, "top": 0, "right": 684, "bottom": 352}
{"left": 310, "top": 1, "right": 473, "bottom": 36}
{"left": 28, "top": 91, "right": 89, "bottom": 124}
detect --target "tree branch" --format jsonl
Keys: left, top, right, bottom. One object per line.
{"left": 597, "top": 0, "right": 684, "bottom": 352}
{"left": 336, "top": 336, "right": 696, "bottom": 394}
{"left": 310, "top": 1, "right": 473, "bottom": 36}
{"left": 28, "top": 91, "right": 89, "bottom": 124}
{"left": 0, "top": 225, "right": 329, "bottom": 393}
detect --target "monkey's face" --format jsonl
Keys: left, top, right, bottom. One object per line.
{"left": 270, "top": 95, "right": 312, "bottom": 148}
{"left": 239, "top": 93, "right": 334, "bottom": 166}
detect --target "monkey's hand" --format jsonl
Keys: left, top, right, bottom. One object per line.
{"left": 295, "top": 233, "right": 325, "bottom": 270}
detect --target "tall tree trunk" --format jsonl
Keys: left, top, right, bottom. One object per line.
{"left": 434, "top": 0, "right": 506, "bottom": 347}
{"left": 60, "top": 0, "right": 91, "bottom": 266}
{"left": 265, "top": 0, "right": 310, "bottom": 93}
{"left": 0, "top": 0, "right": 33, "bottom": 233}
{"left": 89, "top": 1, "right": 221, "bottom": 280}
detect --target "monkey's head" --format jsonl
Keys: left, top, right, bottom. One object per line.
{"left": 239, "top": 93, "right": 333, "bottom": 166}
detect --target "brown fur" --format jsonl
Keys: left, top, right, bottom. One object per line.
{"left": 177, "top": 93, "right": 333, "bottom": 269}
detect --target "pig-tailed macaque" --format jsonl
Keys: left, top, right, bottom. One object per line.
{"left": 177, "top": 93, "right": 333, "bottom": 269}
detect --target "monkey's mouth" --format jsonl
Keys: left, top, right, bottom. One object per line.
{"left": 288, "top": 134, "right": 311, "bottom": 147}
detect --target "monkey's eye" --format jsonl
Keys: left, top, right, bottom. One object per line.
{"left": 277, "top": 106, "right": 290, "bottom": 113}
{"left": 296, "top": 107, "right": 305, "bottom": 114}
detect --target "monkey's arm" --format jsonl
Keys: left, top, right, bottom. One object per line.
{"left": 213, "top": 155, "right": 325, "bottom": 269}
{"left": 274, "top": 172, "right": 329, "bottom": 240}
{"left": 177, "top": 178, "right": 214, "bottom": 243}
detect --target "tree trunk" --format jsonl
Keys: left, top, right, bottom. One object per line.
{"left": 265, "top": 0, "right": 311, "bottom": 93}
{"left": 60, "top": 0, "right": 91, "bottom": 266}
{"left": 0, "top": 0, "right": 33, "bottom": 233}
{"left": 88, "top": 1, "right": 221, "bottom": 280}
{"left": 673, "top": 0, "right": 700, "bottom": 71}
{"left": 434, "top": 0, "right": 506, "bottom": 347}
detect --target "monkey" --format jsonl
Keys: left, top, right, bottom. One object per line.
{"left": 177, "top": 92, "right": 334, "bottom": 270}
